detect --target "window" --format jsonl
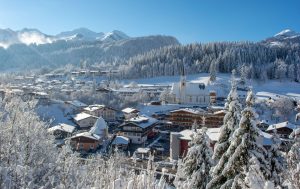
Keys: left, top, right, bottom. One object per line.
{"left": 90, "top": 144, "right": 94, "bottom": 149}
{"left": 79, "top": 143, "right": 84, "bottom": 149}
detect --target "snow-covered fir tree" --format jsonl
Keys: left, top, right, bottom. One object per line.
{"left": 207, "top": 70, "right": 242, "bottom": 188}
{"left": 286, "top": 128, "right": 300, "bottom": 189}
{"left": 267, "top": 129, "right": 284, "bottom": 187}
{"left": 176, "top": 127, "right": 213, "bottom": 189}
{"left": 209, "top": 61, "right": 217, "bottom": 82}
{"left": 207, "top": 89, "right": 270, "bottom": 189}
{"left": 244, "top": 156, "right": 267, "bottom": 188}
{"left": 212, "top": 69, "right": 242, "bottom": 160}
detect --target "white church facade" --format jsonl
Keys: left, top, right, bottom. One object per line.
{"left": 166, "top": 76, "right": 216, "bottom": 106}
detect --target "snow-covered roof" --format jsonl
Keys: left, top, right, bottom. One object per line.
{"left": 179, "top": 128, "right": 221, "bottom": 142}
{"left": 213, "top": 110, "right": 227, "bottom": 115}
{"left": 209, "top": 105, "right": 225, "bottom": 110}
{"left": 128, "top": 115, "right": 158, "bottom": 129}
{"left": 48, "top": 123, "right": 76, "bottom": 133}
{"left": 112, "top": 136, "right": 129, "bottom": 145}
{"left": 89, "top": 117, "right": 107, "bottom": 136}
{"left": 72, "top": 112, "right": 95, "bottom": 121}
{"left": 266, "top": 121, "right": 298, "bottom": 131}
{"left": 122, "top": 107, "right": 139, "bottom": 114}
{"left": 136, "top": 147, "right": 151, "bottom": 154}
{"left": 71, "top": 132, "right": 100, "bottom": 141}
{"left": 84, "top": 104, "right": 105, "bottom": 111}
{"left": 66, "top": 100, "right": 87, "bottom": 108}
{"left": 259, "top": 131, "right": 273, "bottom": 146}
{"left": 170, "top": 108, "right": 205, "bottom": 114}
{"left": 206, "top": 128, "right": 221, "bottom": 141}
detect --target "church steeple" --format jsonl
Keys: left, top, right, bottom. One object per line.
{"left": 179, "top": 63, "right": 186, "bottom": 103}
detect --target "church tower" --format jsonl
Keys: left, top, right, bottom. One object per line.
{"left": 179, "top": 64, "right": 186, "bottom": 104}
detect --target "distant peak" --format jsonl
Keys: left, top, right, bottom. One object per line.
{"left": 274, "top": 29, "right": 298, "bottom": 37}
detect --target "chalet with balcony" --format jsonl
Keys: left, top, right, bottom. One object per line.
{"left": 266, "top": 121, "right": 298, "bottom": 139}
{"left": 168, "top": 108, "right": 225, "bottom": 128}
{"left": 119, "top": 115, "right": 158, "bottom": 144}
{"left": 70, "top": 117, "right": 108, "bottom": 152}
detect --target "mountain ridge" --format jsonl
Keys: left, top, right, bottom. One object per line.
{"left": 0, "top": 27, "right": 131, "bottom": 48}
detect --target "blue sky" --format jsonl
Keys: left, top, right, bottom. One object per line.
{"left": 0, "top": 0, "right": 299, "bottom": 44}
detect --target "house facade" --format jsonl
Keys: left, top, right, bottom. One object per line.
{"left": 122, "top": 107, "right": 140, "bottom": 120}
{"left": 168, "top": 108, "right": 225, "bottom": 128}
{"left": 266, "top": 121, "right": 298, "bottom": 139}
{"left": 70, "top": 117, "right": 108, "bottom": 152}
{"left": 72, "top": 112, "right": 98, "bottom": 129}
{"left": 170, "top": 128, "right": 221, "bottom": 160}
{"left": 119, "top": 115, "right": 158, "bottom": 144}
{"left": 83, "top": 104, "right": 117, "bottom": 121}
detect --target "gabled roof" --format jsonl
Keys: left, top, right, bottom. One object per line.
{"left": 71, "top": 132, "right": 100, "bottom": 141}
{"left": 122, "top": 107, "right": 139, "bottom": 114}
{"left": 178, "top": 128, "right": 221, "bottom": 141}
{"left": 267, "top": 121, "right": 298, "bottom": 131}
{"left": 84, "top": 104, "right": 117, "bottom": 112}
{"left": 112, "top": 136, "right": 129, "bottom": 145}
{"left": 72, "top": 112, "right": 96, "bottom": 122}
{"left": 84, "top": 104, "right": 105, "bottom": 111}
{"left": 125, "top": 115, "right": 158, "bottom": 129}
{"left": 170, "top": 108, "right": 205, "bottom": 115}
{"left": 48, "top": 123, "right": 76, "bottom": 133}
{"left": 66, "top": 100, "right": 87, "bottom": 108}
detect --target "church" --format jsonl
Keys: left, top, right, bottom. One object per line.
{"left": 166, "top": 75, "right": 216, "bottom": 106}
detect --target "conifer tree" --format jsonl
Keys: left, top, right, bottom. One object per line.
{"left": 207, "top": 70, "right": 242, "bottom": 188}
{"left": 178, "top": 128, "right": 213, "bottom": 189}
{"left": 212, "top": 70, "right": 242, "bottom": 161}
{"left": 286, "top": 128, "right": 300, "bottom": 188}
{"left": 267, "top": 129, "right": 284, "bottom": 187}
{"left": 207, "top": 89, "right": 270, "bottom": 189}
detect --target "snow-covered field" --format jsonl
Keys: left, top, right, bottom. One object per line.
{"left": 122, "top": 73, "right": 300, "bottom": 98}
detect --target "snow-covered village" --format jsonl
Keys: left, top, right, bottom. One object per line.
{"left": 0, "top": 1, "right": 300, "bottom": 189}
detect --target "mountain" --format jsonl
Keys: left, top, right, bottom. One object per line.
{"left": 263, "top": 29, "right": 300, "bottom": 47}
{"left": 56, "top": 28, "right": 104, "bottom": 41}
{"left": 0, "top": 28, "right": 179, "bottom": 71}
{"left": 0, "top": 28, "right": 131, "bottom": 48}
{"left": 101, "top": 30, "right": 130, "bottom": 42}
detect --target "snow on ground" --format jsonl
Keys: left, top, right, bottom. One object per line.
{"left": 122, "top": 73, "right": 300, "bottom": 98}
{"left": 36, "top": 101, "right": 76, "bottom": 126}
